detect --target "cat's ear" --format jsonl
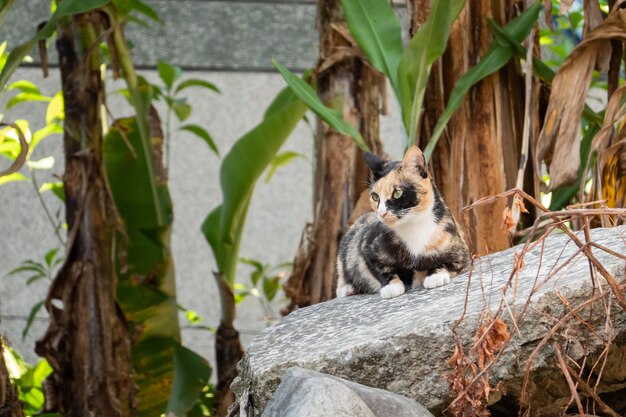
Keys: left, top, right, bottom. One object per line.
{"left": 402, "top": 146, "right": 427, "bottom": 178}
{"left": 364, "top": 152, "right": 387, "bottom": 181}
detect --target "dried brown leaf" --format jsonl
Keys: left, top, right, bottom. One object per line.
{"left": 501, "top": 206, "right": 516, "bottom": 233}
{"left": 592, "top": 84, "right": 626, "bottom": 152}
{"left": 584, "top": 0, "right": 611, "bottom": 73}
{"left": 536, "top": 4, "right": 626, "bottom": 190}
{"left": 559, "top": 0, "right": 575, "bottom": 15}
{"left": 599, "top": 140, "right": 626, "bottom": 209}
{"left": 317, "top": 47, "right": 363, "bottom": 75}
{"left": 544, "top": 0, "right": 554, "bottom": 31}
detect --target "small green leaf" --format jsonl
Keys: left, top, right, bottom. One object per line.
{"left": 27, "top": 156, "right": 54, "bottom": 170}
{"left": 179, "top": 124, "right": 219, "bottom": 156}
{"left": 239, "top": 257, "right": 264, "bottom": 271}
{"left": 44, "top": 248, "right": 60, "bottom": 267}
{"left": 128, "top": 0, "right": 161, "bottom": 23}
{"left": 272, "top": 59, "right": 368, "bottom": 151}
{"left": 264, "top": 150, "right": 307, "bottom": 183}
{"left": 7, "top": 92, "right": 52, "bottom": 109}
{"left": 6, "top": 264, "right": 45, "bottom": 277}
{"left": 0, "top": 172, "right": 26, "bottom": 185}
{"left": 8, "top": 80, "right": 40, "bottom": 94}
{"left": 26, "top": 274, "right": 47, "bottom": 285}
{"left": 171, "top": 99, "right": 192, "bottom": 121}
{"left": 262, "top": 276, "right": 280, "bottom": 302}
{"left": 175, "top": 79, "right": 220, "bottom": 94}
{"left": 251, "top": 270, "right": 263, "bottom": 287}
{"left": 39, "top": 181, "right": 65, "bottom": 202}
{"left": 46, "top": 92, "right": 64, "bottom": 124}
{"left": 157, "top": 60, "right": 183, "bottom": 92}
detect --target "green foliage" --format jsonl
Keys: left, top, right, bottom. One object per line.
{"left": 341, "top": 0, "right": 403, "bottom": 96}
{"left": 397, "top": 0, "right": 466, "bottom": 148}
{"left": 2, "top": 342, "right": 57, "bottom": 417}
{"left": 238, "top": 257, "right": 292, "bottom": 323}
{"left": 167, "top": 344, "right": 212, "bottom": 417}
{"left": 145, "top": 60, "right": 220, "bottom": 165}
{"left": 264, "top": 151, "right": 307, "bottom": 183}
{"left": 201, "top": 86, "right": 307, "bottom": 286}
{"left": 272, "top": 59, "right": 368, "bottom": 151}
{"left": 5, "top": 248, "right": 61, "bottom": 339}
{"left": 423, "top": 1, "right": 542, "bottom": 160}
{"left": 104, "top": 117, "right": 210, "bottom": 416}
{"left": 0, "top": 0, "right": 109, "bottom": 90}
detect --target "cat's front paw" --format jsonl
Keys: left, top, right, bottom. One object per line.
{"left": 336, "top": 284, "right": 354, "bottom": 298}
{"left": 380, "top": 278, "right": 405, "bottom": 299}
{"left": 423, "top": 270, "right": 450, "bottom": 289}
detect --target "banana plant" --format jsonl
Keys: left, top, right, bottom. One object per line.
{"left": 274, "top": 0, "right": 546, "bottom": 160}
{"left": 0, "top": 0, "right": 210, "bottom": 415}
{"left": 201, "top": 85, "right": 307, "bottom": 414}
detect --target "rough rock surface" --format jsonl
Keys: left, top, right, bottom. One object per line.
{"left": 261, "top": 367, "right": 434, "bottom": 417}
{"left": 233, "top": 226, "right": 626, "bottom": 415}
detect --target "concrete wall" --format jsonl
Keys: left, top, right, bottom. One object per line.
{"left": 0, "top": 0, "right": 404, "bottom": 370}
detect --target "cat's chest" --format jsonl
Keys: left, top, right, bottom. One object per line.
{"left": 392, "top": 213, "right": 440, "bottom": 257}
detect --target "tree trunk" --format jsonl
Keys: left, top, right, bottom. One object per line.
{"left": 283, "top": 0, "right": 384, "bottom": 312}
{"left": 35, "top": 12, "right": 135, "bottom": 416}
{"left": 411, "top": 0, "right": 532, "bottom": 255}
{"left": 0, "top": 340, "right": 25, "bottom": 417}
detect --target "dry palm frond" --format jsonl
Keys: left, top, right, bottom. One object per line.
{"left": 536, "top": 2, "right": 626, "bottom": 190}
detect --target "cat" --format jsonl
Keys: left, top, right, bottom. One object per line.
{"left": 336, "top": 146, "right": 469, "bottom": 299}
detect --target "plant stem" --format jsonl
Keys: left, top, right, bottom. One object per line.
{"left": 30, "top": 170, "right": 65, "bottom": 245}
{"left": 165, "top": 101, "right": 172, "bottom": 171}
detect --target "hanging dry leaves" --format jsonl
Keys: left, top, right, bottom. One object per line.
{"left": 447, "top": 313, "right": 510, "bottom": 417}
{"left": 584, "top": 0, "right": 611, "bottom": 73}
{"left": 536, "top": 2, "right": 626, "bottom": 190}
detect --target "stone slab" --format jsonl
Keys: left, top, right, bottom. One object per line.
{"left": 233, "top": 226, "right": 626, "bottom": 414}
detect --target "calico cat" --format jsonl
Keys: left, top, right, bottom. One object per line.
{"left": 336, "top": 146, "right": 469, "bottom": 299}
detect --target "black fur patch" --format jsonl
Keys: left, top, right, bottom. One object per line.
{"left": 364, "top": 152, "right": 400, "bottom": 181}
{"left": 385, "top": 184, "right": 418, "bottom": 219}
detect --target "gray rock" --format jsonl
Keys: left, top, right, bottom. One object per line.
{"left": 233, "top": 226, "right": 626, "bottom": 415}
{"left": 261, "top": 367, "right": 434, "bottom": 417}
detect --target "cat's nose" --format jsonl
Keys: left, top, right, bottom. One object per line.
{"left": 377, "top": 210, "right": 388, "bottom": 218}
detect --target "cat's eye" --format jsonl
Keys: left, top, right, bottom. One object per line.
{"left": 393, "top": 189, "right": 403, "bottom": 199}
{"left": 371, "top": 192, "right": 380, "bottom": 202}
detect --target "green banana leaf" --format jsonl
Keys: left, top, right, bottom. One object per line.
{"left": 202, "top": 86, "right": 307, "bottom": 284}
{"left": 0, "top": 0, "right": 110, "bottom": 89}
{"left": 272, "top": 59, "right": 368, "bottom": 152}
{"left": 104, "top": 117, "right": 209, "bottom": 417}
{"left": 341, "top": 0, "right": 404, "bottom": 97}
{"left": 423, "top": 1, "right": 542, "bottom": 161}
{"left": 0, "top": 0, "right": 16, "bottom": 27}
{"left": 397, "top": 0, "right": 466, "bottom": 149}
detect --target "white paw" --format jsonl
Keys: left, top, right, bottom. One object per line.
{"left": 380, "top": 280, "right": 405, "bottom": 299}
{"left": 423, "top": 270, "right": 451, "bottom": 289}
{"left": 336, "top": 284, "right": 354, "bottom": 298}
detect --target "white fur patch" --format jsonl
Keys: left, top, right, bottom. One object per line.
{"left": 380, "top": 279, "right": 405, "bottom": 299}
{"left": 336, "top": 284, "right": 354, "bottom": 298}
{"left": 393, "top": 209, "right": 439, "bottom": 256}
{"left": 423, "top": 270, "right": 450, "bottom": 289}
